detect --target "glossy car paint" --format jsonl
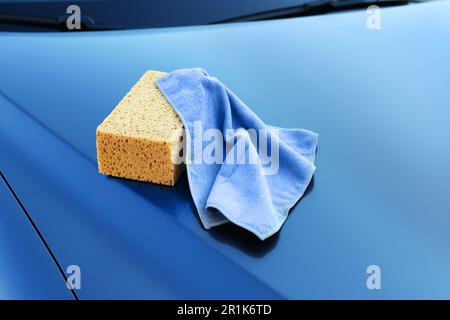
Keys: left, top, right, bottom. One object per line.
{"left": 0, "top": 1, "right": 450, "bottom": 298}
{"left": 0, "top": 173, "right": 73, "bottom": 299}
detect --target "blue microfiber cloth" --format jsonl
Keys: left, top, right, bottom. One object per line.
{"left": 157, "top": 68, "right": 318, "bottom": 240}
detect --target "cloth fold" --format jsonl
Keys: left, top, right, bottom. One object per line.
{"left": 157, "top": 68, "right": 318, "bottom": 240}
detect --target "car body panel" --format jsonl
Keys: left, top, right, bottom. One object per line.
{"left": 0, "top": 93, "right": 282, "bottom": 299}
{"left": 0, "top": 1, "right": 450, "bottom": 298}
{"left": 0, "top": 169, "right": 73, "bottom": 299}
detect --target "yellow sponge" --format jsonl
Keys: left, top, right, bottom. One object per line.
{"left": 96, "top": 71, "right": 184, "bottom": 186}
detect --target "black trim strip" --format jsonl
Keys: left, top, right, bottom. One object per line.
{"left": 0, "top": 170, "right": 79, "bottom": 300}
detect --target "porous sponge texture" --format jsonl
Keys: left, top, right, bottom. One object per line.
{"left": 96, "top": 71, "right": 184, "bottom": 186}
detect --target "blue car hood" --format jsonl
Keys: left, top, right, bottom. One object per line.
{"left": 1, "top": 1, "right": 450, "bottom": 299}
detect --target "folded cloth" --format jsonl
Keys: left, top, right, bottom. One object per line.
{"left": 157, "top": 68, "right": 318, "bottom": 240}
